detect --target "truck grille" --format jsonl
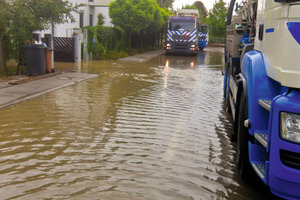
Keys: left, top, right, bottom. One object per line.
{"left": 280, "top": 149, "right": 300, "bottom": 170}
{"left": 174, "top": 43, "right": 188, "bottom": 50}
{"left": 173, "top": 35, "right": 190, "bottom": 40}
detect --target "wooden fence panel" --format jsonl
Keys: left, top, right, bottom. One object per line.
{"left": 53, "top": 37, "right": 74, "bottom": 62}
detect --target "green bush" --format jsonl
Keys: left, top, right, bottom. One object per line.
{"left": 83, "top": 25, "right": 128, "bottom": 60}
{"left": 82, "top": 24, "right": 163, "bottom": 60}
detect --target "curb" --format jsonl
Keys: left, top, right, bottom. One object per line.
{"left": 0, "top": 73, "right": 98, "bottom": 110}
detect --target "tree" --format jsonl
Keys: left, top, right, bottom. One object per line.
{"left": 193, "top": 1, "right": 208, "bottom": 19}
{"left": 148, "top": 3, "right": 169, "bottom": 32}
{"left": 206, "top": 0, "right": 227, "bottom": 38}
{"left": 156, "top": 0, "right": 173, "bottom": 9}
{"left": 97, "top": 13, "right": 105, "bottom": 26}
{"left": 35, "top": 0, "right": 83, "bottom": 35}
{"left": 147, "top": 3, "right": 169, "bottom": 46}
{"left": 182, "top": 4, "right": 197, "bottom": 9}
{"left": 0, "top": 0, "right": 8, "bottom": 75}
{"left": 182, "top": 4, "right": 205, "bottom": 24}
{"left": 110, "top": 0, "right": 163, "bottom": 52}
{"left": 0, "top": 0, "right": 82, "bottom": 75}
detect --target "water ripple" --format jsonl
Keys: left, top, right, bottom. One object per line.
{"left": 0, "top": 53, "right": 269, "bottom": 199}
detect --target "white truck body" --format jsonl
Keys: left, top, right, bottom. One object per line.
{"left": 255, "top": 1, "right": 300, "bottom": 88}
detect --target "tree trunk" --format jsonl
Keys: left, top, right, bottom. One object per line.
{"left": 139, "top": 30, "right": 143, "bottom": 52}
{"left": 128, "top": 32, "right": 132, "bottom": 53}
{"left": 16, "top": 44, "right": 22, "bottom": 75}
{"left": 0, "top": 36, "right": 7, "bottom": 76}
{"left": 51, "top": 20, "right": 55, "bottom": 36}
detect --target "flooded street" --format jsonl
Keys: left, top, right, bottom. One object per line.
{"left": 0, "top": 49, "right": 270, "bottom": 199}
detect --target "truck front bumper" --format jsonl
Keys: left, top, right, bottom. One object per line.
{"left": 198, "top": 41, "right": 207, "bottom": 49}
{"left": 268, "top": 90, "right": 300, "bottom": 199}
{"left": 165, "top": 42, "right": 198, "bottom": 55}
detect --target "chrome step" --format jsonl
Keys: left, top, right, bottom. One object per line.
{"left": 258, "top": 99, "right": 272, "bottom": 111}
{"left": 252, "top": 163, "right": 266, "bottom": 179}
{"left": 254, "top": 132, "right": 268, "bottom": 148}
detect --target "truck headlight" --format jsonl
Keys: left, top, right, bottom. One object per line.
{"left": 190, "top": 44, "right": 196, "bottom": 48}
{"left": 166, "top": 43, "right": 171, "bottom": 47}
{"left": 281, "top": 112, "right": 300, "bottom": 144}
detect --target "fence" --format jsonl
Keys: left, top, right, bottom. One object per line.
{"left": 52, "top": 37, "right": 75, "bottom": 62}
{"left": 209, "top": 36, "right": 225, "bottom": 44}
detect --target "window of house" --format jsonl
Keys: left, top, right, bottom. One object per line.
{"left": 79, "top": 12, "right": 84, "bottom": 28}
{"left": 90, "top": 14, "right": 93, "bottom": 26}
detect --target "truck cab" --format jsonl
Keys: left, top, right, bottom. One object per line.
{"left": 198, "top": 24, "right": 208, "bottom": 50}
{"left": 165, "top": 10, "right": 199, "bottom": 55}
{"left": 224, "top": 0, "right": 300, "bottom": 198}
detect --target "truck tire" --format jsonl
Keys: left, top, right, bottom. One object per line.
{"left": 237, "top": 91, "right": 252, "bottom": 180}
{"left": 223, "top": 56, "right": 230, "bottom": 99}
{"left": 224, "top": 60, "right": 232, "bottom": 114}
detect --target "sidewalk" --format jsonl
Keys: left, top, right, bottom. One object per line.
{"left": 118, "top": 50, "right": 165, "bottom": 62}
{"left": 0, "top": 72, "right": 98, "bottom": 109}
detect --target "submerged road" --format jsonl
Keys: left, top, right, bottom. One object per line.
{"left": 0, "top": 49, "right": 273, "bottom": 199}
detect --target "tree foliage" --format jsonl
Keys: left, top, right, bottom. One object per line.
{"left": 33, "top": 0, "right": 84, "bottom": 34}
{"left": 182, "top": 5, "right": 197, "bottom": 9}
{"left": 182, "top": 2, "right": 206, "bottom": 24}
{"left": 0, "top": 0, "right": 8, "bottom": 75}
{"left": 4, "top": 0, "right": 82, "bottom": 44}
{"left": 109, "top": 0, "right": 169, "bottom": 51}
{"left": 206, "top": 0, "right": 227, "bottom": 38}
{"left": 193, "top": 1, "right": 208, "bottom": 19}
{"left": 97, "top": 13, "right": 105, "bottom": 26}
{"left": 0, "top": 0, "right": 82, "bottom": 75}
{"left": 156, "top": 0, "right": 173, "bottom": 8}
{"left": 83, "top": 25, "right": 127, "bottom": 60}
{"left": 148, "top": 2, "right": 170, "bottom": 32}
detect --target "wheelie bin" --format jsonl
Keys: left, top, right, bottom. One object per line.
{"left": 22, "top": 45, "right": 46, "bottom": 76}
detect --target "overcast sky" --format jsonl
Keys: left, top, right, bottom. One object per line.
{"left": 173, "top": 0, "right": 231, "bottom": 11}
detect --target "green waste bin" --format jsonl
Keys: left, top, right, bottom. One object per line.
{"left": 22, "top": 45, "right": 46, "bottom": 76}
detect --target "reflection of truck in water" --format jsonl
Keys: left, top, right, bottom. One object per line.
{"left": 165, "top": 9, "right": 199, "bottom": 55}
{"left": 198, "top": 24, "right": 208, "bottom": 50}
{"left": 224, "top": 0, "right": 300, "bottom": 198}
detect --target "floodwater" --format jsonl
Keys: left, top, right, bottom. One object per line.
{"left": 0, "top": 49, "right": 272, "bottom": 199}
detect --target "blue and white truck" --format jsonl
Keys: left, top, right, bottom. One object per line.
{"left": 198, "top": 24, "right": 208, "bottom": 50}
{"left": 165, "top": 9, "right": 199, "bottom": 55}
{"left": 224, "top": 0, "right": 300, "bottom": 198}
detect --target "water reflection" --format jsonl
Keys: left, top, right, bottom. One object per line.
{"left": 0, "top": 49, "right": 270, "bottom": 199}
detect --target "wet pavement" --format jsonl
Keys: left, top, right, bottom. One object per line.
{"left": 0, "top": 72, "right": 98, "bottom": 109}
{"left": 0, "top": 49, "right": 273, "bottom": 199}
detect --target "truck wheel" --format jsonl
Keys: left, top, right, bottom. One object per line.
{"left": 223, "top": 58, "right": 230, "bottom": 98}
{"left": 224, "top": 61, "right": 232, "bottom": 114}
{"left": 237, "top": 91, "right": 252, "bottom": 180}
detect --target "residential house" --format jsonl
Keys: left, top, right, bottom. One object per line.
{"left": 39, "top": 0, "right": 114, "bottom": 37}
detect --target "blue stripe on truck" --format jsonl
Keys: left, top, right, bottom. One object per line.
{"left": 287, "top": 22, "right": 300, "bottom": 45}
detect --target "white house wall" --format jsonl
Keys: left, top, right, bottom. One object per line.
{"left": 37, "top": 0, "right": 113, "bottom": 38}
{"left": 94, "top": 6, "right": 112, "bottom": 27}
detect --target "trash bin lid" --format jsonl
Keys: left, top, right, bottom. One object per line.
{"left": 22, "top": 44, "right": 47, "bottom": 49}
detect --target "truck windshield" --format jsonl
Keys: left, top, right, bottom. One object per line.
{"left": 200, "top": 26, "right": 208, "bottom": 34}
{"left": 169, "top": 22, "right": 195, "bottom": 32}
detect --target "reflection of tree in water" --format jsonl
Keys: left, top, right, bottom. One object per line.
{"left": 197, "top": 51, "right": 206, "bottom": 65}
{"left": 174, "top": 25, "right": 180, "bottom": 30}
{"left": 206, "top": 51, "right": 225, "bottom": 67}
{"left": 170, "top": 22, "right": 195, "bottom": 31}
